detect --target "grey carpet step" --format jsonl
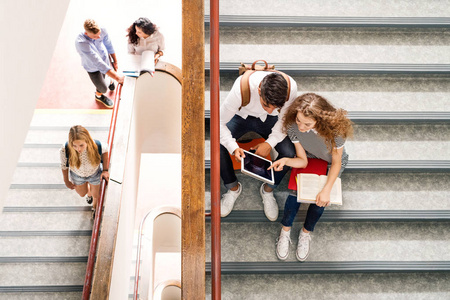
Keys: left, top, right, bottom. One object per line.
{"left": 205, "top": 62, "right": 450, "bottom": 75}
{"left": 205, "top": 160, "right": 450, "bottom": 172}
{"left": 0, "top": 286, "right": 82, "bottom": 293}
{"left": 0, "top": 262, "right": 86, "bottom": 287}
{"left": 0, "top": 231, "right": 92, "bottom": 237}
{"left": 207, "top": 222, "right": 450, "bottom": 262}
{"left": 0, "top": 212, "right": 93, "bottom": 231}
{"left": 206, "top": 273, "right": 450, "bottom": 300}
{"left": 205, "top": 90, "right": 450, "bottom": 113}
{"left": 207, "top": 210, "right": 450, "bottom": 222}
{"left": 3, "top": 206, "right": 91, "bottom": 213}
{"left": 205, "top": 110, "right": 450, "bottom": 123}
{"left": 205, "top": 172, "right": 450, "bottom": 211}
{"left": 206, "top": 261, "right": 450, "bottom": 274}
{"left": 4, "top": 189, "right": 87, "bottom": 207}
{"left": 211, "top": 0, "right": 450, "bottom": 19}
{"left": 0, "top": 257, "right": 88, "bottom": 263}
{"left": 205, "top": 15, "right": 450, "bottom": 28}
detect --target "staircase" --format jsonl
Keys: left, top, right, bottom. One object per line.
{"left": 0, "top": 110, "right": 110, "bottom": 299}
{"left": 204, "top": 1, "right": 450, "bottom": 299}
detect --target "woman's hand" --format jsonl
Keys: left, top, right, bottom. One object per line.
{"left": 101, "top": 170, "right": 110, "bottom": 181}
{"left": 316, "top": 190, "right": 331, "bottom": 207}
{"left": 64, "top": 180, "right": 75, "bottom": 190}
{"left": 269, "top": 157, "right": 288, "bottom": 172}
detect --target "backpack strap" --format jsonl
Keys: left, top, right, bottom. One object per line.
{"left": 65, "top": 142, "right": 69, "bottom": 168}
{"left": 64, "top": 140, "right": 103, "bottom": 168}
{"left": 94, "top": 140, "right": 103, "bottom": 164}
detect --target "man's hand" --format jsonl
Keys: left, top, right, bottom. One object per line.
{"left": 233, "top": 148, "right": 246, "bottom": 162}
{"left": 251, "top": 142, "right": 272, "bottom": 158}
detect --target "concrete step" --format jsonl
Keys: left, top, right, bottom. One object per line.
{"left": 30, "top": 109, "right": 112, "bottom": 127}
{"left": 0, "top": 291, "right": 81, "bottom": 299}
{"left": 24, "top": 129, "right": 108, "bottom": 145}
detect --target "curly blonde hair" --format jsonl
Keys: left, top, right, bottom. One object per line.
{"left": 282, "top": 93, "right": 353, "bottom": 150}
{"left": 67, "top": 125, "right": 101, "bottom": 169}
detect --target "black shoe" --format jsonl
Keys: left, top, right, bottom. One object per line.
{"left": 86, "top": 196, "right": 93, "bottom": 205}
{"left": 91, "top": 208, "right": 96, "bottom": 219}
{"left": 108, "top": 82, "right": 115, "bottom": 91}
{"left": 95, "top": 94, "right": 114, "bottom": 108}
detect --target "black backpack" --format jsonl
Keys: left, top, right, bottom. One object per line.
{"left": 65, "top": 139, "right": 103, "bottom": 167}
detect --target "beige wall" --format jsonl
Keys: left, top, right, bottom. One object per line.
{"left": 0, "top": 0, "right": 70, "bottom": 209}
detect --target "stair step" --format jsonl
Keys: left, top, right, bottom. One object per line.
{"left": 205, "top": 15, "right": 450, "bottom": 28}
{"left": 30, "top": 109, "right": 111, "bottom": 128}
{"left": 0, "top": 262, "right": 86, "bottom": 286}
{"left": 0, "top": 286, "right": 82, "bottom": 293}
{"left": 207, "top": 210, "right": 450, "bottom": 222}
{"left": 205, "top": 110, "right": 450, "bottom": 123}
{"left": 0, "top": 257, "right": 88, "bottom": 263}
{"left": 206, "top": 62, "right": 450, "bottom": 75}
{"left": 4, "top": 189, "right": 86, "bottom": 207}
{"left": 0, "top": 212, "right": 93, "bottom": 231}
{"left": 206, "top": 261, "right": 450, "bottom": 274}
{"left": 205, "top": 160, "right": 450, "bottom": 172}
{"left": 24, "top": 129, "right": 108, "bottom": 144}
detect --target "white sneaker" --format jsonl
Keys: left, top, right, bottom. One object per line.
{"left": 220, "top": 183, "right": 242, "bottom": 217}
{"left": 276, "top": 229, "right": 291, "bottom": 260}
{"left": 296, "top": 230, "right": 311, "bottom": 262}
{"left": 260, "top": 183, "right": 279, "bottom": 221}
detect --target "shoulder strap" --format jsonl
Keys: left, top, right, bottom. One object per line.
{"left": 64, "top": 142, "right": 69, "bottom": 167}
{"left": 94, "top": 140, "right": 103, "bottom": 164}
{"left": 239, "top": 70, "right": 255, "bottom": 109}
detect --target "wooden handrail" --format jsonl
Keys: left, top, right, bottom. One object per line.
{"left": 82, "top": 83, "right": 123, "bottom": 299}
{"left": 209, "top": 0, "right": 221, "bottom": 299}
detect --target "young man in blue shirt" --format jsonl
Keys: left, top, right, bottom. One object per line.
{"left": 75, "top": 19, "right": 124, "bottom": 108}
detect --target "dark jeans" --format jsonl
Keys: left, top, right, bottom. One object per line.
{"left": 281, "top": 195, "right": 324, "bottom": 231}
{"left": 88, "top": 71, "right": 108, "bottom": 94}
{"left": 220, "top": 114, "right": 295, "bottom": 190}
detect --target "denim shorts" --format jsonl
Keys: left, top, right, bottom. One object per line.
{"left": 70, "top": 167, "right": 102, "bottom": 186}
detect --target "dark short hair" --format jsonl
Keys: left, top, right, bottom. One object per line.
{"left": 260, "top": 73, "right": 288, "bottom": 108}
{"left": 127, "top": 17, "right": 157, "bottom": 45}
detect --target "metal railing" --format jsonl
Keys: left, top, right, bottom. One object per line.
{"left": 82, "top": 83, "right": 123, "bottom": 299}
{"left": 209, "top": 0, "right": 221, "bottom": 299}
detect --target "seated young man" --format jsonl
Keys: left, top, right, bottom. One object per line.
{"left": 220, "top": 71, "right": 297, "bottom": 221}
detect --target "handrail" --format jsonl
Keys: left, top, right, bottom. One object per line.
{"left": 153, "top": 279, "right": 182, "bottom": 300}
{"left": 82, "top": 83, "right": 123, "bottom": 299}
{"left": 209, "top": 0, "right": 221, "bottom": 299}
{"left": 134, "top": 206, "right": 182, "bottom": 300}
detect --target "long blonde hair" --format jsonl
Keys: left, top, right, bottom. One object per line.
{"left": 283, "top": 93, "right": 353, "bottom": 150}
{"left": 67, "top": 125, "right": 101, "bottom": 168}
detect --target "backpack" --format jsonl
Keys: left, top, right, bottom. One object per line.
{"left": 65, "top": 139, "right": 103, "bottom": 168}
{"left": 238, "top": 60, "right": 291, "bottom": 109}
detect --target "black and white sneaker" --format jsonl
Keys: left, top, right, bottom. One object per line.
{"left": 95, "top": 94, "right": 114, "bottom": 108}
{"left": 86, "top": 195, "right": 93, "bottom": 205}
{"left": 108, "top": 82, "right": 115, "bottom": 91}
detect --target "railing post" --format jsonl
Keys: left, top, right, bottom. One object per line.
{"left": 210, "top": 0, "right": 221, "bottom": 299}
{"left": 181, "top": 0, "right": 205, "bottom": 299}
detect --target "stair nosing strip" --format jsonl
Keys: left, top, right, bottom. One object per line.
{"left": 0, "top": 256, "right": 88, "bottom": 263}
{"left": 0, "top": 230, "right": 92, "bottom": 237}
{"left": 3, "top": 206, "right": 92, "bottom": 213}
{"left": 0, "top": 285, "right": 83, "bottom": 292}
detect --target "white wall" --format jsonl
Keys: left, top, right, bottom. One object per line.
{"left": 0, "top": 0, "right": 70, "bottom": 210}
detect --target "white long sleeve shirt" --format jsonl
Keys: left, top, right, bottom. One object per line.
{"left": 220, "top": 71, "right": 298, "bottom": 154}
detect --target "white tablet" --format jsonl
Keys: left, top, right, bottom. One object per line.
{"left": 241, "top": 150, "right": 275, "bottom": 185}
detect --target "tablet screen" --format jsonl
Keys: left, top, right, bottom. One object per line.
{"left": 242, "top": 150, "right": 274, "bottom": 183}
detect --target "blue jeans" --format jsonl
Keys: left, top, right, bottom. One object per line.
{"left": 220, "top": 115, "right": 295, "bottom": 190}
{"left": 281, "top": 195, "right": 324, "bottom": 231}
